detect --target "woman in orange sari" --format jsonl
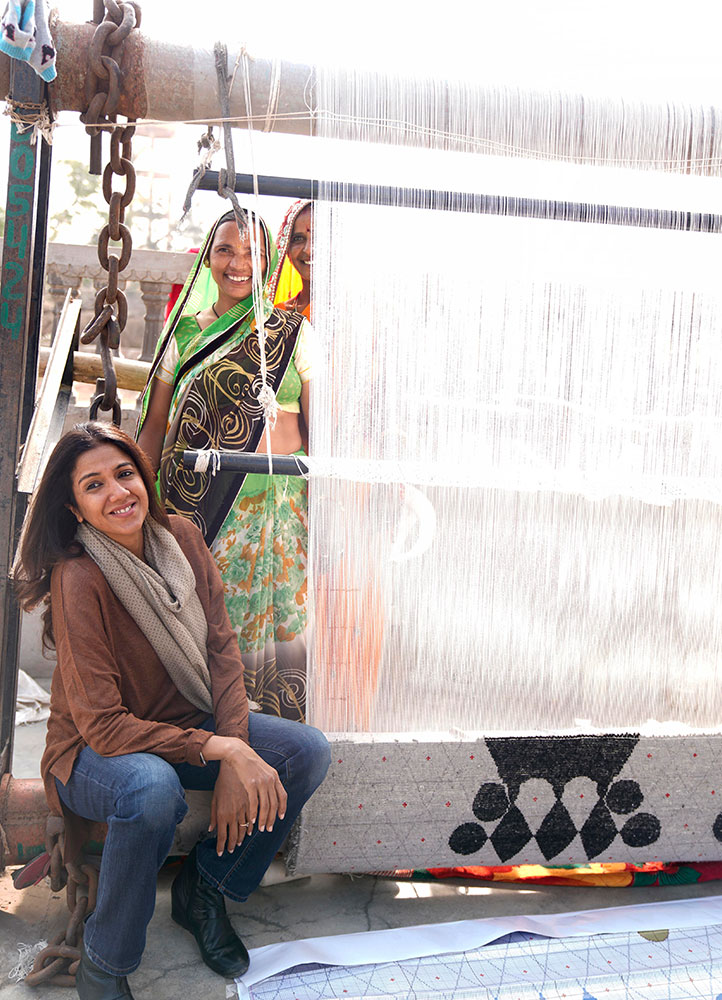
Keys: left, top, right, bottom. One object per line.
{"left": 270, "top": 199, "right": 313, "bottom": 319}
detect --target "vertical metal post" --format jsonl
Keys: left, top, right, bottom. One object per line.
{"left": 0, "top": 64, "right": 51, "bottom": 776}
{"left": 88, "top": 0, "right": 104, "bottom": 174}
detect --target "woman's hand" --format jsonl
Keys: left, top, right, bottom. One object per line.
{"left": 211, "top": 761, "right": 248, "bottom": 855}
{"left": 203, "top": 735, "right": 288, "bottom": 856}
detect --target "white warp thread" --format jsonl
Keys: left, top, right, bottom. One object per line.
{"left": 240, "top": 49, "right": 278, "bottom": 474}
{"left": 302, "top": 66, "right": 722, "bottom": 737}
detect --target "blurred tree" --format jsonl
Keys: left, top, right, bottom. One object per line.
{"left": 48, "top": 159, "right": 107, "bottom": 242}
{"left": 47, "top": 156, "right": 207, "bottom": 251}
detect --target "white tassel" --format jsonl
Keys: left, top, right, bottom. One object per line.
{"left": 9, "top": 941, "right": 47, "bottom": 982}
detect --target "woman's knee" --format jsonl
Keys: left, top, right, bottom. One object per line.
{"left": 115, "top": 755, "right": 187, "bottom": 829}
{"left": 292, "top": 724, "right": 331, "bottom": 794}
{"left": 248, "top": 715, "right": 331, "bottom": 795}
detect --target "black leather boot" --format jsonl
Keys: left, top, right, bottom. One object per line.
{"left": 76, "top": 941, "right": 135, "bottom": 999}
{"left": 171, "top": 845, "right": 250, "bottom": 978}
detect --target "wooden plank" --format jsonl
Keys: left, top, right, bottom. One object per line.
{"left": 16, "top": 291, "right": 81, "bottom": 494}
{"left": 37, "top": 347, "right": 151, "bottom": 393}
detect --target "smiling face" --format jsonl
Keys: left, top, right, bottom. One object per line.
{"left": 69, "top": 443, "right": 149, "bottom": 559}
{"left": 287, "top": 205, "right": 312, "bottom": 284}
{"left": 208, "top": 220, "right": 268, "bottom": 308}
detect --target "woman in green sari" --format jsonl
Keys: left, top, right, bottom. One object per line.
{"left": 137, "top": 210, "right": 312, "bottom": 722}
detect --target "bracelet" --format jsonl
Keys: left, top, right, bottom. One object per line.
{"left": 199, "top": 748, "right": 208, "bottom": 767}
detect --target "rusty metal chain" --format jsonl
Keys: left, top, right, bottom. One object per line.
{"left": 80, "top": 0, "right": 141, "bottom": 137}
{"left": 46, "top": 814, "right": 66, "bottom": 893}
{"left": 79, "top": 0, "right": 141, "bottom": 426}
{"left": 24, "top": 863, "right": 100, "bottom": 988}
{"left": 24, "top": 818, "right": 100, "bottom": 988}
{"left": 214, "top": 43, "right": 247, "bottom": 233}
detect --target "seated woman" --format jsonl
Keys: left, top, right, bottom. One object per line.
{"left": 137, "top": 210, "right": 312, "bottom": 722}
{"left": 269, "top": 199, "right": 313, "bottom": 319}
{"left": 13, "top": 422, "right": 330, "bottom": 999}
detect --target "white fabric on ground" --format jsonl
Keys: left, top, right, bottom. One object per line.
{"left": 15, "top": 669, "right": 49, "bottom": 725}
{"left": 235, "top": 894, "right": 722, "bottom": 995}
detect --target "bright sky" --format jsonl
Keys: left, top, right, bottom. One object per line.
{"left": 57, "top": 0, "right": 722, "bottom": 102}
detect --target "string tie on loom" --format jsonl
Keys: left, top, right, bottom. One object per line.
{"left": 193, "top": 449, "right": 222, "bottom": 476}
{"left": 180, "top": 125, "right": 221, "bottom": 221}
{"left": 263, "top": 56, "right": 282, "bottom": 133}
{"left": 4, "top": 99, "right": 55, "bottom": 145}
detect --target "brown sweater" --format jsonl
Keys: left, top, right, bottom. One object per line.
{"left": 41, "top": 515, "right": 249, "bottom": 818}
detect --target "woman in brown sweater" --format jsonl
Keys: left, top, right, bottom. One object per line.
{"left": 14, "top": 422, "right": 330, "bottom": 1000}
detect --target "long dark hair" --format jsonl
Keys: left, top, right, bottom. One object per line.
{"left": 13, "top": 422, "right": 170, "bottom": 648}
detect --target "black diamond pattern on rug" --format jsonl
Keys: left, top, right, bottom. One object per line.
{"left": 489, "top": 805, "right": 533, "bottom": 862}
{"left": 535, "top": 800, "right": 578, "bottom": 861}
{"left": 486, "top": 735, "right": 640, "bottom": 799}
{"left": 580, "top": 799, "right": 619, "bottom": 859}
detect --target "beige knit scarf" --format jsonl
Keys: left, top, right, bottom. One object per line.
{"left": 76, "top": 518, "right": 213, "bottom": 714}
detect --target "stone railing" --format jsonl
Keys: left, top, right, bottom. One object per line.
{"left": 45, "top": 243, "right": 195, "bottom": 360}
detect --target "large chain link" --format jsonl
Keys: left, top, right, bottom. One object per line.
{"left": 24, "top": 818, "right": 100, "bottom": 988}
{"left": 80, "top": 0, "right": 141, "bottom": 426}
{"left": 80, "top": 0, "right": 141, "bottom": 135}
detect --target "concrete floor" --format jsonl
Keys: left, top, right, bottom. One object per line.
{"left": 3, "top": 719, "right": 722, "bottom": 998}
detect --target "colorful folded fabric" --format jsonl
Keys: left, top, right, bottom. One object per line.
{"left": 0, "top": 0, "right": 56, "bottom": 82}
{"left": 391, "top": 861, "right": 722, "bottom": 887}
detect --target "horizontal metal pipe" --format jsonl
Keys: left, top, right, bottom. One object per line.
{"left": 198, "top": 170, "right": 722, "bottom": 233}
{"left": 182, "top": 450, "right": 309, "bottom": 476}
{"left": 0, "top": 774, "right": 48, "bottom": 866}
{"left": 0, "top": 773, "right": 213, "bottom": 867}
{"left": 25, "top": 21, "right": 315, "bottom": 133}
{"left": 0, "top": 21, "right": 716, "bottom": 180}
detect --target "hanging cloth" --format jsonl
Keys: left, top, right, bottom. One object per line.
{"left": 0, "top": 0, "right": 56, "bottom": 81}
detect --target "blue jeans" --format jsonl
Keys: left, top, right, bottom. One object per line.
{"left": 56, "top": 714, "right": 330, "bottom": 976}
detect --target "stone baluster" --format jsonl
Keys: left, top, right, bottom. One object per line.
{"left": 139, "top": 279, "right": 171, "bottom": 361}
{"left": 46, "top": 267, "right": 81, "bottom": 342}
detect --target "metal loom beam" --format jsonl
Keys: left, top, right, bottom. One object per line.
{"left": 196, "top": 170, "right": 722, "bottom": 233}
{"left": 181, "top": 451, "right": 309, "bottom": 477}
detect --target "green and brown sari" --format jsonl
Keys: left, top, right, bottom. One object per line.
{"left": 138, "top": 213, "right": 308, "bottom": 721}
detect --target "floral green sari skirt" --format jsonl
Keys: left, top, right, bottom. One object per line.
{"left": 209, "top": 464, "right": 307, "bottom": 723}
